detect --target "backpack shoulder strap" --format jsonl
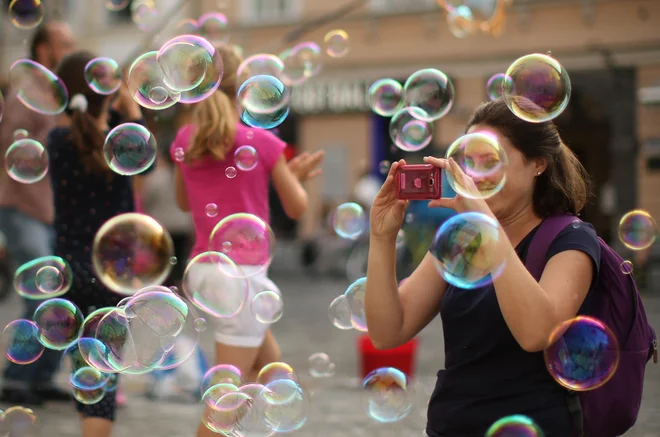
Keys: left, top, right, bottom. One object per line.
{"left": 526, "top": 215, "right": 579, "bottom": 281}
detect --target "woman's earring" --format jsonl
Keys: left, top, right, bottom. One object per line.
{"left": 536, "top": 171, "right": 541, "bottom": 176}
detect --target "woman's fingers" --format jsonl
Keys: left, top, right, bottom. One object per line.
{"left": 423, "top": 156, "right": 447, "bottom": 168}
{"left": 428, "top": 198, "right": 454, "bottom": 210}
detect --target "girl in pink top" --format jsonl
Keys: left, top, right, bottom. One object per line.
{"left": 171, "top": 45, "right": 323, "bottom": 437}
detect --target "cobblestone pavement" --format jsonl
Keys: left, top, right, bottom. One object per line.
{"left": 0, "top": 251, "right": 658, "bottom": 437}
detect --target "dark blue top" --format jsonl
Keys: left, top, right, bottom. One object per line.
{"left": 426, "top": 222, "right": 601, "bottom": 437}
{"left": 47, "top": 114, "right": 149, "bottom": 310}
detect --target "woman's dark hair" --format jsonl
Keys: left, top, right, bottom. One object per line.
{"left": 467, "top": 98, "right": 591, "bottom": 217}
{"left": 56, "top": 51, "right": 111, "bottom": 175}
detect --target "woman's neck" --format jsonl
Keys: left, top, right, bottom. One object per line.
{"left": 498, "top": 203, "right": 543, "bottom": 247}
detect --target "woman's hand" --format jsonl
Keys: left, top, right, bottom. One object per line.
{"left": 288, "top": 150, "right": 325, "bottom": 183}
{"left": 370, "top": 160, "right": 409, "bottom": 241}
{"left": 423, "top": 156, "right": 494, "bottom": 217}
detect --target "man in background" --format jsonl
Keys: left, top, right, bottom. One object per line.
{"left": 0, "top": 21, "right": 76, "bottom": 405}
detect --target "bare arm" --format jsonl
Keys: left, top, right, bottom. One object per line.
{"left": 271, "top": 155, "right": 309, "bottom": 220}
{"left": 493, "top": 242, "right": 594, "bottom": 352}
{"left": 173, "top": 166, "right": 190, "bottom": 212}
{"left": 366, "top": 244, "right": 447, "bottom": 350}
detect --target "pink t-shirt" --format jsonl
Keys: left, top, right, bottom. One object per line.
{"left": 170, "top": 123, "right": 286, "bottom": 259}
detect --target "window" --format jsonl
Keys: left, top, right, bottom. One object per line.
{"left": 370, "top": 0, "right": 436, "bottom": 13}
{"left": 239, "top": 0, "right": 302, "bottom": 25}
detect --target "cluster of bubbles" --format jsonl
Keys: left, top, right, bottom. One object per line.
{"left": 1, "top": 1, "right": 657, "bottom": 434}
{"left": 199, "top": 362, "right": 309, "bottom": 434}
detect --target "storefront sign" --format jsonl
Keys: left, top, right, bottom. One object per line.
{"left": 291, "top": 79, "right": 372, "bottom": 114}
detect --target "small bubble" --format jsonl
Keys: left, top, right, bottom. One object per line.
{"left": 221, "top": 241, "right": 232, "bottom": 253}
{"left": 170, "top": 256, "right": 177, "bottom": 265}
{"left": 620, "top": 260, "right": 634, "bottom": 275}
{"left": 225, "top": 166, "right": 237, "bottom": 179}
{"left": 174, "top": 147, "right": 185, "bottom": 162}
{"left": 194, "top": 318, "right": 207, "bottom": 332}
{"left": 206, "top": 203, "right": 218, "bottom": 218}
{"left": 405, "top": 213, "right": 414, "bottom": 224}
{"left": 378, "top": 160, "right": 391, "bottom": 175}
{"left": 13, "top": 129, "right": 28, "bottom": 140}
{"left": 246, "top": 130, "right": 254, "bottom": 140}
{"left": 572, "top": 219, "right": 581, "bottom": 229}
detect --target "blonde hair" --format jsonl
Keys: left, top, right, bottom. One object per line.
{"left": 186, "top": 44, "right": 245, "bottom": 163}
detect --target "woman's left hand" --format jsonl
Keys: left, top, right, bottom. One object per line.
{"left": 423, "top": 156, "right": 494, "bottom": 218}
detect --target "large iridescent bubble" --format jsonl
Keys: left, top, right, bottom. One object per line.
{"left": 9, "top": 59, "right": 69, "bottom": 115}
{"left": 92, "top": 213, "right": 174, "bottom": 296}
{"left": 502, "top": 53, "right": 571, "bottom": 123}
{"left": 430, "top": 212, "right": 506, "bottom": 289}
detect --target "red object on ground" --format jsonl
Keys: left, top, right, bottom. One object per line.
{"left": 358, "top": 334, "right": 419, "bottom": 379}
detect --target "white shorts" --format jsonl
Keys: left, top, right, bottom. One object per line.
{"left": 185, "top": 263, "right": 281, "bottom": 348}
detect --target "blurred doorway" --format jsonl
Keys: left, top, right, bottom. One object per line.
{"left": 554, "top": 68, "right": 637, "bottom": 244}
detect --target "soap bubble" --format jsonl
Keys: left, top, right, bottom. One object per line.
{"left": 92, "top": 213, "right": 175, "bottom": 295}
{"left": 368, "top": 79, "right": 404, "bottom": 117}
{"left": 430, "top": 212, "right": 505, "bottom": 289}
{"left": 620, "top": 260, "right": 634, "bottom": 275}
{"left": 225, "top": 166, "right": 237, "bottom": 179}
{"left": 279, "top": 42, "right": 322, "bottom": 86}
{"left": 324, "top": 29, "right": 350, "bottom": 58}
{"left": 328, "top": 295, "right": 353, "bottom": 330}
{"left": 237, "top": 75, "right": 290, "bottom": 130}
{"left": 206, "top": 203, "right": 218, "bottom": 217}
{"left": 198, "top": 12, "right": 229, "bottom": 44}
{"left": 331, "top": 202, "right": 367, "bottom": 240}
{"left": 257, "top": 361, "right": 298, "bottom": 386}
{"left": 9, "top": 59, "right": 68, "bottom": 115}
{"left": 447, "top": 5, "right": 476, "bottom": 39}
{"left": 84, "top": 57, "right": 122, "bottom": 95}
{"left": 485, "top": 415, "right": 543, "bottom": 437}
{"left": 445, "top": 131, "right": 508, "bottom": 199}
{"left": 128, "top": 51, "right": 181, "bottom": 111}
{"left": 308, "top": 352, "right": 335, "bottom": 378}
{"left": 362, "top": 367, "right": 412, "bottom": 423}
{"left": 4, "top": 139, "right": 49, "bottom": 184}
{"left": 8, "top": 0, "right": 44, "bottom": 29}
{"left": 103, "top": 123, "right": 157, "bottom": 176}
{"left": 131, "top": 0, "right": 159, "bottom": 31}
{"left": 234, "top": 146, "right": 258, "bottom": 171}
{"left": 33, "top": 298, "right": 84, "bottom": 350}
{"left": 262, "top": 379, "right": 310, "bottom": 432}
{"left": 618, "top": 209, "right": 656, "bottom": 251}
{"left": 389, "top": 107, "right": 433, "bottom": 152}
{"left": 403, "top": 68, "right": 455, "bottom": 121}
{"left": 344, "top": 277, "right": 368, "bottom": 332}
{"left": 209, "top": 213, "right": 276, "bottom": 274}
{"left": 251, "top": 290, "right": 283, "bottom": 324}
{"left": 14, "top": 256, "right": 72, "bottom": 300}
{"left": 13, "top": 129, "right": 29, "bottom": 140}
{"left": 182, "top": 251, "right": 248, "bottom": 318}
{"left": 544, "top": 316, "right": 620, "bottom": 391}
{"left": 486, "top": 73, "right": 511, "bottom": 101}
{"left": 200, "top": 364, "right": 243, "bottom": 396}
{"left": 2, "top": 319, "right": 44, "bottom": 364}
{"left": 502, "top": 53, "right": 571, "bottom": 123}
{"left": 237, "top": 54, "right": 285, "bottom": 84}
{"left": 157, "top": 35, "right": 219, "bottom": 94}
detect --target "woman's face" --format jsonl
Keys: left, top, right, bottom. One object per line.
{"left": 465, "top": 124, "right": 542, "bottom": 220}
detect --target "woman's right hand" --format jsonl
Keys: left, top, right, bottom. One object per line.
{"left": 370, "top": 160, "right": 409, "bottom": 242}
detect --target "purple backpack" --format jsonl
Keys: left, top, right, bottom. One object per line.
{"left": 526, "top": 215, "right": 657, "bottom": 437}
